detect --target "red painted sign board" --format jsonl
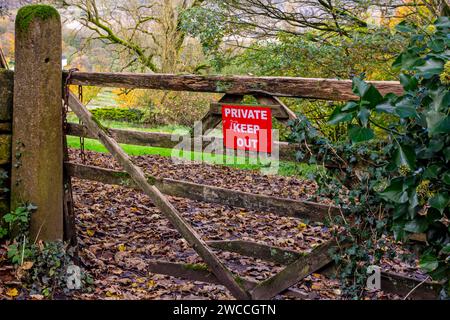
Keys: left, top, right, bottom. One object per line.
{"left": 222, "top": 105, "right": 272, "bottom": 153}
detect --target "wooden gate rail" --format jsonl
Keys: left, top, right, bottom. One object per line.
{"left": 136, "top": 243, "right": 442, "bottom": 300}
{"left": 67, "top": 122, "right": 299, "bottom": 161}
{"left": 66, "top": 89, "right": 339, "bottom": 299}
{"left": 250, "top": 240, "right": 335, "bottom": 299}
{"left": 65, "top": 162, "right": 340, "bottom": 222}
{"left": 206, "top": 240, "right": 442, "bottom": 300}
{"left": 143, "top": 260, "right": 308, "bottom": 299}
{"left": 68, "top": 92, "right": 251, "bottom": 300}
{"left": 63, "top": 71, "right": 403, "bottom": 101}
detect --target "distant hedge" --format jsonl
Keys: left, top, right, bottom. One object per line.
{"left": 91, "top": 108, "right": 144, "bottom": 123}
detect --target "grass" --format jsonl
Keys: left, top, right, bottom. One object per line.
{"left": 66, "top": 119, "right": 323, "bottom": 178}
{"left": 67, "top": 114, "right": 190, "bottom": 133}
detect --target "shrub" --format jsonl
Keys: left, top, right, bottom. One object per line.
{"left": 90, "top": 107, "right": 144, "bottom": 123}
{"left": 113, "top": 88, "right": 218, "bottom": 126}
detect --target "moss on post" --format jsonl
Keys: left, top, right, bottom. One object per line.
{"left": 15, "top": 5, "right": 59, "bottom": 34}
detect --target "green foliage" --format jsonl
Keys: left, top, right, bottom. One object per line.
{"left": 15, "top": 4, "right": 59, "bottom": 33}
{"left": 226, "top": 31, "right": 406, "bottom": 80}
{"left": 27, "top": 241, "right": 88, "bottom": 298}
{"left": 91, "top": 108, "right": 144, "bottom": 123}
{"left": 289, "top": 17, "right": 450, "bottom": 298}
{"left": 7, "top": 238, "right": 34, "bottom": 265}
{"left": 180, "top": 6, "right": 240, "bottom": 71}
{"left": 180, "top": 8, "right": 223, "bottom": 54}
{"left": 0, "top": 203, "right": 36, "bottom": 240}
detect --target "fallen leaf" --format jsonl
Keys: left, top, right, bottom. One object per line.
{"left": 6, "top": 288, "right": 19, "bottom": 297}
{"left": 297, "top": 222, "right": 307, "bottom": 231}
{"left": 21, "top": 261, "right": 34, "bottom": 270}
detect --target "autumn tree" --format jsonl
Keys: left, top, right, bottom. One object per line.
{"left": 56, "top": 0, "right": 205, "bottom": 73}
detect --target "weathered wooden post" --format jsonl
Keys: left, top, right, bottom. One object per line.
{"left": 11, "top": 5, "right": 63, "bottom": 241}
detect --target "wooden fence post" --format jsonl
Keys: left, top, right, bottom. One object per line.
{"left": 11, "top": 5, "right": 63, "bottom": 241}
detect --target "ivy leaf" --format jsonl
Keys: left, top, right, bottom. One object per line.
{"left": 394, "top": 143, "right": 416, "bottom": 170}
{"left": 429, "top": 87, "right": 450, "bottom": 112}
{"left": 404, "top": 218, "right": 428, "bottom": 233}
{"left": 348, "top": 125, "right": 374, "bottom": 143}
{"left": 396, "top": 106, "right": 417, "bottom": 118}
{"left": 395, "top": 21, "right": 417, "bottom": 33}
{"left": 433, "top": 116, "right": 450, "bottom": 134}
{"left": 423, "top": 165, "right": 440, "bottom": 179}
{"left": 375, "top": 101, "right": 395, "bottom": 114}
{"left": 399, "top": 73, "right": 418, "bottom": 91}
{"left": 442, "top": 171, "right": 450, "bottom": 185}
{"left": 341, "top": 101, "right": 358, "bottom": 112}
{"left": 428, "top": 39, "right": 445, "bottom": 52}
{"left": 444, "top": 147, "right": 450, "bottom": 162}
{"left": 428, "top": 192, "right": 450, "bottom": 213}
{"left": 352, "top": 77, "right": 369, "bottom": 97}
{"left": 392, "top": 222, "right": 406, "bottom": 241}
{"left": 434, "top": 17, "right": 450, "bottom": 30}
{"left": 328, "top": 110, "right": 353, "bottom": 125}
{"left": 362, "top": 85, "right": 383, "bottom": 108}
{"left": 394, "top": 96, "right": 418, "bottom": 118}
{"left": 357, "top": 107, "right": 370, "bottom": 127}
{"left": 415, "top": 58, "right": 444, "bottom": 79}
{"left": 392, "top": 49, "right": 424, "bottom": 70}
{"left": 378, "top": 179, "right": 409, "bottom": 204}
{"left": 419, "top": 252, "right": 439, "bottom": 273}
{"left": 441, "top": 244, "right": 450, "bottom": 255}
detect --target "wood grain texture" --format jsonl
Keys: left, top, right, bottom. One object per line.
{"left": 64, "top": 71, "right": 403, "bottom": 101}
{"left": 207, "top": 240, "right": 303, "bottom": 265}
{"left": 255, "top": 94, "right": 297, "bottom": 120}
{"left": 145, "top": 260, "right": 308, "bottom": 299}
{"left": 250, "top": 240, "right": 335, "bottom": 300}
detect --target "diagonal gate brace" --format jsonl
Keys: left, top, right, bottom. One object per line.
{"left": 250, "top": 240, "right": 335, "bottom": 300}
{"left": 67, "top": 92, "right": 250, "bottom": 300}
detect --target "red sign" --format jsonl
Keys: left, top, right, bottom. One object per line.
{"left": 222, "top": 105, "right": 272, "bottom": 153}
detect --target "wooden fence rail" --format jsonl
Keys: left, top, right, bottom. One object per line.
{"left": 67, "top": 123, "right": 349, "bottom": 167}
{"left": 64, "top": 71, "right": 403, "bottom": 101}
{"left": 65, "top": 162, "right": 340, "bottom": 222}
{"left": 206, "top": 240, "right": 442, "bottom": 300}
{"left": 66, "top": 123, "right": 299, "bottom": 161}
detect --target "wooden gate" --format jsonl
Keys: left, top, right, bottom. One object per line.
{"left": 3, "top": 5, "right": 442, "bottom": 300}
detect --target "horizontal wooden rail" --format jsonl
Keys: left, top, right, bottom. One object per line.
{"left": 144, "top": 260, "right": 307, "bottom": 299}
{"left": 250, "top": 240, "right": 335, "bottom": 299}
{"left": 207, "top": 240, "right": 303, "bottom": 265}
{"left": 208, "top": 239, "right": 442, "bottom": 299}
{"left": 65, "top": 162, "right": 340, "bottom": 222}
{"left": 64, "top": 71, "right": 403, "bottom": 101}
{"left": 66, "top": 122, "right": 299, "bottom": 161}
